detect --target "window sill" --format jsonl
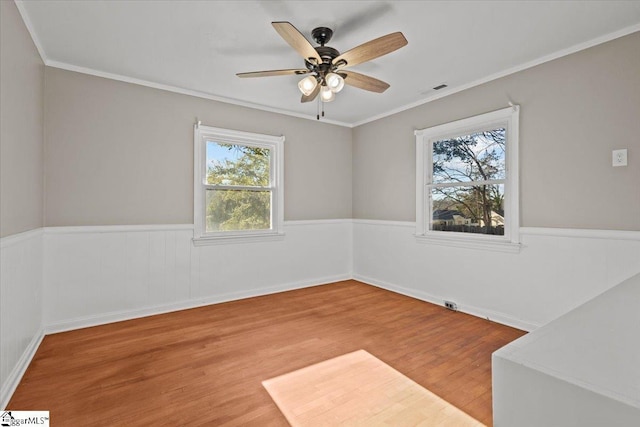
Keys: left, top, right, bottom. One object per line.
{"left": 415, "top": 234, "right": 521, "bottom": 253}
{"left": 193, "top": 232, "right": 285, "bottom": 246}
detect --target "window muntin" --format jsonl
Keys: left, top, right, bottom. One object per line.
{"left": 194, "top": 125, "right": 284, "bottom": 243}
{"left": 415, "top": 106, "right": 519, "bottom": 250}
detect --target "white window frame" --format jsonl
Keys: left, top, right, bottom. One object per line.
{"left": 415, "top": 106, "right": 520, "bottom": 253}
{"left": 193, "top": 124, "right": 284, "bottom": 245}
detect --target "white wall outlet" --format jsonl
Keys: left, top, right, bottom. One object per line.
{"left": 612, "top": 149, "right": 627, "bottom": 167}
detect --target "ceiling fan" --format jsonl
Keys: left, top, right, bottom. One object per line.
{"left": 237, "top": 22, "right": 408, "bottom": 105}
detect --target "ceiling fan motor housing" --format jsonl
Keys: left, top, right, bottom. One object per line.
{"left": 306, "top": 46, "right": 340, "bottom": 85}
{"left": 315, "top": 46, "right": 340, "bottom": 63}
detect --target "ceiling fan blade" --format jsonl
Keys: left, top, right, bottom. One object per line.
{"left": 236, "top": 69, "right": 309, "bottom": 78}
{"left": 333, "top": 32, "right": 407, "bottom": 68}
{"left": 301, "top": 84, "right": 320, "bottom": 103}
{"left": 341, "top": 71, "right": 390, "bottom": 93}
{"left": 272, "top": 21, "right": 322, "bottom": 64}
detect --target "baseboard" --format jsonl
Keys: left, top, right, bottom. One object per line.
{"left": 42, "top": 271, "right": 538, "bottom": 334}
{"left": 45, "top": 274, "right": 352, "bottom": 334}
{"left": 353, "top": 274, "right": 540, "bottom": 332}
{"left": 1, "top": 328, "right": 45, "bottom": 410}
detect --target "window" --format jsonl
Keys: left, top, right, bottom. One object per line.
{"left": 193, "top": 124, "right": 284, "bottom": 244}
{"left": 415, "top": 106, "right": 519, "bottom": 252}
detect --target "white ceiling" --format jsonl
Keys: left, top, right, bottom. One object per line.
{"left": 17, "top": 1, "right": 640, "bottom": 126}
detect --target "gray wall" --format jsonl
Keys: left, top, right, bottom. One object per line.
{"left": 0, "top": 0, "right": 44, "bottom": 237}
{"left": 44, "top": 68, "right": 352, "bottom": 226}
{"left": 353, "top": 32, "right": 640, "bottom": 231}
{"left": 11, "top": 21, "right": 640, "bottom": 231}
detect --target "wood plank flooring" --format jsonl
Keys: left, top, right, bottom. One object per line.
{"left": 8, "top": 280, "right": 526, "bottom": 426}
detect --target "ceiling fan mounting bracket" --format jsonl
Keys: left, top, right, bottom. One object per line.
{"left": 311, "top": 27, "right": 333, "bottom": 46}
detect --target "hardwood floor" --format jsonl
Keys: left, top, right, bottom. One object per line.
{"left": 8, "top": 280, "right": 525, "bottom": 426}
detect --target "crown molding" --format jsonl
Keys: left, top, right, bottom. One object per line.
{"left": 45, "top": 60, "right": 352, "bottom": 128}
{"left": 14, "top": 0, "right": 47, "bottom": 63}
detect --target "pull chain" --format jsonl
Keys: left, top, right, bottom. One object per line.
{"left": 316, "top": 96, "right": 327, "bottom": 120}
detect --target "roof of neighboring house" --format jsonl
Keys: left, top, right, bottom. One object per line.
{"left": 432, "top": 210, "right": 466, "bottom": 221}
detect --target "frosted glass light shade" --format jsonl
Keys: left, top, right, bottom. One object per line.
{"left": 325, "top": 73, "right": 345, "bottom": 93}
{"left": 320, "top": 85, "right": 335, "bottom": 102}
{"left": 298, "top": 75, "right": 317, "bottom": 96}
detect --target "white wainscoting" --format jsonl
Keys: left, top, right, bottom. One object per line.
{"left": 0, "top": 229, "right": 44, "bottom": 409}
{"left": 43, "top": 220, "right": 353, "bottom": 333}
{"left": 5, "top": 218, "right": 640, "bottom": 409}
{"left": 352, "top": 220, "right": 640, "bottom": 331}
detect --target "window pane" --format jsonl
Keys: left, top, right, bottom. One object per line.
{"left": 432, "top": 128, "right": 506, "bottom": 184}
{"left": 206, "top": 142, "right": 270, "bottom": 187}
{"left": 206, "top": 189, "right": 271, "bottom": 232}
{"left": 431, "top": 184, "right": 504, "bottom": 235}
